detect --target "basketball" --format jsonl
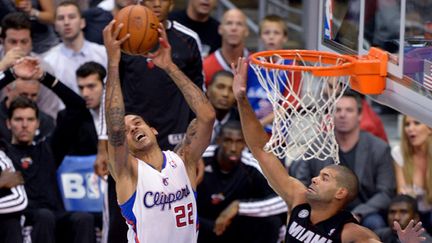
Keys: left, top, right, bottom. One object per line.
{"left": 114, "top": 5, "right": 160, "bottom": 55}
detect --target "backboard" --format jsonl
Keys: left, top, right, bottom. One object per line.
{"left": 317, "top": 0, "right": 432, "bottom": 127}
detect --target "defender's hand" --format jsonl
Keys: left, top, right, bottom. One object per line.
{"left": 231, "top": 57, "right": 248, "bottom": 100}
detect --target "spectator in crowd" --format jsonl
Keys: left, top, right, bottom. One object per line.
{"left": 391, "top": 115, "right": 432, "bottom": 233}
{"left": 1, "top": 57, "right": 93, "bottom": 243}
{"left": 203, "top": 8, "right": 249, "bottom": 86}
{"left": 0, "top": 140, "right": 27, "bottom": 243}
{"left": 247, "top": 14, "right": 288, "bottom": 134}
{"left": 0, "top": 13, "right": 31, "bottom": 70}
{"left": 55, "top": 61, "right": 105, "bottom": 158}
{"left": 0, "top": 0, "right": 59, "bottom": 54}
{"left": 83, "top": 0, "right": 135, "bottom": 45}
{"left": 376, "top": 195, "right": 432, "bottom": 242}
{"left": 206, "top": 70, "right": 239, "bottom": 144}
{"left": 169, "top": 0, "right": 221, "bottom": 57}
{"left": 0, "top": 12, "right": 60, "bottom": 120}
{"left": 197, "top": 120, "right": 286, "bottom": 243}
{"left": 295, "top": 90, "right": 396, "bottom": 231}
{"left": 0, "top": 78, "right": 55, "bottom": 143}
{"left": 43, "top": 0, "right": 107, "bottom": 116}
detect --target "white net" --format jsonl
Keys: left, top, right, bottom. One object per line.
{"left": 250, "top": 53, "right": 350, "bottom": 163}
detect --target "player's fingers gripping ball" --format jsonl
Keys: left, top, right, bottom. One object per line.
{"left": 114, "top": 5, "right": 160, "bottom": 55}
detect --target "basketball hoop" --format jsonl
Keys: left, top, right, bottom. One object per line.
{"left": 249, "top": 47, "right": 387, "bottom": 163}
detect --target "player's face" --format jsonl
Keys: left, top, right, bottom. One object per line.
{"left": 306, "top": 168, "right": 339, "bottom": 203}
{"left": 206, "top": 75, "right": 235, "bottom": 110}
{"left": 7, "top": 108, "right": 39, "bottom": 145}
{"left": 388, "top": 202, "right": 416, "bottom": 230}
{"left": 403, "top": 116, "right": 432, "bottom": 148}
{"left": 142, "top": 0, "right": 173, "bottom": 22}
{"left": 217, "top": 128, "right": 245, "bottom": 165}
{"left": 77, "top": 74, "right": 103, "bottom": 110}
{"left": 334, "top": 97, "right": 361, "bottom": 134}
{"left": 218, "top": 9, "right": 249, "bottom": 47}
{"left": 13, "top": 79, "right": 40, "bottom": 102}
{"left": 260, "top": 21, "right": 287, "bottom": 50}
{"left": 189, "top": 0, "right": 217, "bottom": 16}
{"left": 115, "top": 0, "right": 135, "bottom": 9}
{"left": 124, "top": 115, "right": 158, "bottom": 152}
{"left": 55, "top": 5, "right": 85, "bottom": 42}
{"left": 3, "top": 29, "right": 32, "bottom": 55}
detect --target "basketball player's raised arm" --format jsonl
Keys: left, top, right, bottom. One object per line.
{"left": 102, "top": 21, "right": 131, "bottom": 182}
{"left": 232, "top": 57, "right": 306, "bottom": 207}
{"left": 148, "top": 24, "right": 215, "bottom": 188}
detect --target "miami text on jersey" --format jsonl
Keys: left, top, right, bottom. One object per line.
{"left": 288, "top": 221, "right": 333, "bottom": 243}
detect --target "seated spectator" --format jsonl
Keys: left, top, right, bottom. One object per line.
{"left": 0, "top": 141, "right": 27, "bottom": 243}
{"left": 294, "top": 91, "right": 396, "bottom": 231}
{"left": 391, "top": 115, "right": 432, "bottom": 233}
{"left": 197, "top": 120, "right": 287, "bottom": 243}
{"left": 1, "top": 58, "right": 94, "bottom": 243}
{"left": 169, "top": 0, "right": 221, "bottom": 57}
{"left": 376, "top": 195, "right": 432, "bottom": 242}
{"left": 206, "top": 70, "right": 239, "bottom": 144}
{"left": 0, "top": 78, "right": 55, "bottom": 143}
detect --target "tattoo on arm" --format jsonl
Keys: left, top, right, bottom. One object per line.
{"left": 184, "top": 120, "right": 198, "bottom": 146}
{"left": 167, "top": 68, "right": 210, "bottom": 114}
{"left": 107, "top": 107, "right": 126, "bottom": 147}
{"left": 105, "top": 65, "right": 126, "bottom": 147}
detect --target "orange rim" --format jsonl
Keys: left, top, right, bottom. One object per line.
{"left": 249, "top": 48, "right": 388, "bottom": 95}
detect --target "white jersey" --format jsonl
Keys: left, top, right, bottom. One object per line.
{"left": 120, "top": 150, "right": 198, "bottom": 243}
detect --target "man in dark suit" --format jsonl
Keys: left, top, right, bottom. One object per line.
{"left": 294, "top": 90, "right": 396, "bottom": 231}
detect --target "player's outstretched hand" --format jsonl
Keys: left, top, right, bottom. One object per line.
{"left": 147, "top": 23, "right": 173, "bottom": 71}
{"left": 103, "top": 20, "right": 129, "bottom": 65}
{"left": 231, "top": 57, "right": 248, "bottom": 100}
{"left": 395, "top": 220, "right": 426, "bottom": 243}
{"left": 13, "top": 56, "right": 43, "bottom": 80}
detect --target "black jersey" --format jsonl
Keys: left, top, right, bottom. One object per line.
{"left": 119, "top": 20, "right": 203, "bottom": 150}
{"left": 285, "top": 203, "right": 358, "bottom": 243}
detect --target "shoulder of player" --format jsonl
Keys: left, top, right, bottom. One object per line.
{"left": 341, "top": 222, "right": 381, "bottom": 242}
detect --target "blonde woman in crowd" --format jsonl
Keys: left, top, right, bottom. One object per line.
{"left": 392, "top": 115, "right": 432, "bottom": 232}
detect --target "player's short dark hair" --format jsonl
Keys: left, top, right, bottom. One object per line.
{"left": 0, "top": 12, "right": 32, "bottom": 39}
{"left": 8, "top": 96, "right": 39, "bottom": 119}
{"left": 76, "top": 61, "right": 106, "bottom": 85}
{"left": 341, "top": 89, "right": 363, "bottom": 114}
{"left": 218, "top": 120, "right": 242, "bottom": 138}
{"left": 56, "top": 0, "right": 82, "bottom": 17}
{"left": 124, "top": 111, "right": 151, "bottom": 127}
{"left": 209, "top": 70, "right": 234, "bottom": 86}
{"left": 390, "top": 195, "right": 418, "bottom": 214}
{"left": 327, "top": 164, "right": 359, "bottom": 203}
{"left": 259, "top": 14, "right": 288, "bottom": 37}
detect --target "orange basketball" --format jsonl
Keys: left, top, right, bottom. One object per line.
{"left": 114, "top": 5, "right": 160, "bottom": 55}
